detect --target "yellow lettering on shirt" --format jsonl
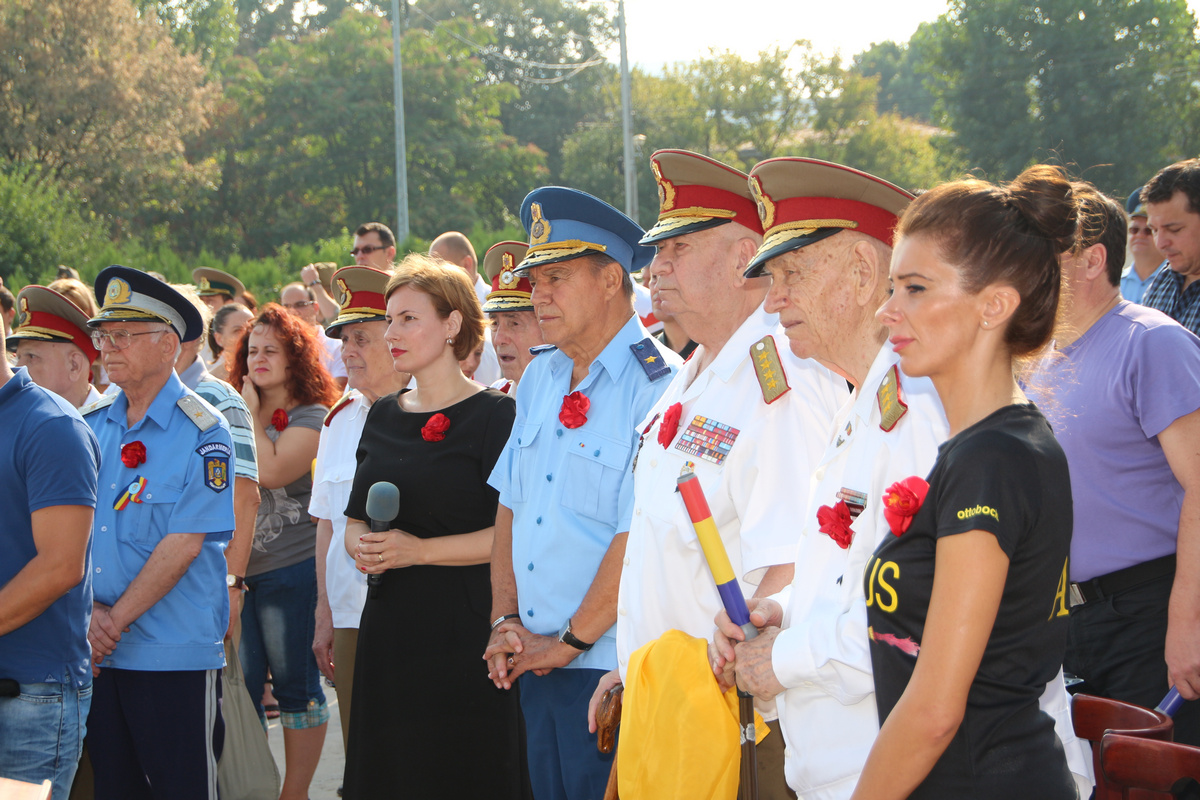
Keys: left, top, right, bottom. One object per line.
{"left": 955, "top": 504, "right": 999, "bottom": 522}
{"left": 865, "top": 556, "right": 900, "bottom": 613}
{"left": 1049, "top": 556, "right": 1070, "bottom": 619}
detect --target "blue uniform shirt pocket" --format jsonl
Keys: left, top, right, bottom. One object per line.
{"left": 128, "top": 483, "right": 183, "bottom": 549}
{"left": 562, "top": 431, "right": 631, "bottom": 527}
{"left": 511, "top": 422, "right": 541, "bottom": 503}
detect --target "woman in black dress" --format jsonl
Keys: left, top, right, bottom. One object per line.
{"left": 853, "top": 166, "right": 1080, "bottom": 799}
{"left": 341, "top": 255, "right": 526, "bottom": 799}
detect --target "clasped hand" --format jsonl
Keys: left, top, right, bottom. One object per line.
{"left": 354, "top": 528, "right": 423, "bottom": 573}
{"left": 483, "top": 621, "right": 579, "bottom": 690}
{"left": 708, "top": 596, "right": 787, "bottom": 701}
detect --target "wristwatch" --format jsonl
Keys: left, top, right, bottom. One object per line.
{"left": 557, "top": 618, "right": 594, "bottom": 652}
{"left": 306, "top": 280, "right": 320, "bottom": 287}
{"left": 226, "top": 574, "right": 245, "bottom": 591}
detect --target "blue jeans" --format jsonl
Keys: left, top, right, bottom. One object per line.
{"left": 0, "top": 676, "right": 91, "bottom": 799}
{"left": 239, "top": 557, "right": 327, "bottom": 729}
{"left": 519, "top": 668, "right": 613, "bottom": 800}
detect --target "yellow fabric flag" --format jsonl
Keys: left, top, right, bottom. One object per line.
{"left": 617, "top": 629, "right": 767, "bottom": 800}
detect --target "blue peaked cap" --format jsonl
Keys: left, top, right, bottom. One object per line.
{"left": 516, "top": 186, "right": 654, "bottom": 275}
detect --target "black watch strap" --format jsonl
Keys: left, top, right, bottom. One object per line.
{"left": 558, "top": 618, "right": 594, "bottom": 651}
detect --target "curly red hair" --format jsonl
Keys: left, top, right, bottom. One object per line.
{"left": 227, "top": 303, "right": 340, "bottom": 408}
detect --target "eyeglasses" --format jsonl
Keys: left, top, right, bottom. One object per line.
{"left": 351, "top": 244, "right": 388, "bottom": 257}
{"left": 282, "top": 300, "right": 315, "bottom": 310}
{"left": 91, "top": 328, "right": 170, "bottom": 350}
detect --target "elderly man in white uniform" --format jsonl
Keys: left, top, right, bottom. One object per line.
{"left": 309, "top": 266, "right": 411, "bottom": 750}
{"left": 711, "top": 158, "right": 1091, "bottom": 798}
{"left": 588, "top": 150, "right": 846, "bottom": 798}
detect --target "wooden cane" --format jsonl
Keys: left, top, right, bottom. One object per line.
{"left": 677, "top": 472, "right": 759, "bottom": 800}
{"left": 596, "top": 685, "right": 623, "bottom": 800}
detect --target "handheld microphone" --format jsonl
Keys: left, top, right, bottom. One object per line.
{"left": 364, "top": 482, "right": 400, "bottom": 596}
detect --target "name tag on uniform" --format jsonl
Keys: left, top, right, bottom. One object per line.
{"left": 674, "top": 415, "right": 740, "bottom": 466}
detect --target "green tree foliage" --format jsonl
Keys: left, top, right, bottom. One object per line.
{"left": 851, "top": 38, "right": 938, "bottom": 122}
{"left": 189, "top": 10, "right": 546, "bottom": 258}
{"left": 413, "top": 0, "right": 613, "bottom": 182}
{"left": 134, "top": 0, "right": 239, "bottom": 67}
{"left": 0, "top": 0, "right": 218, "bottom": 238}
{"left": 0, "top": 165, "right": 108, "bottom": 286}
{"left": 920, "top": 0, "right": 1200, "bottom": 193}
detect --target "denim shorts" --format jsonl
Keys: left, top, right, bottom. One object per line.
{"left": 0, "top": 676, "right": 91, "bottom": 798}
{"left": 240, "top": 557, "right": 328, "bottom": 729}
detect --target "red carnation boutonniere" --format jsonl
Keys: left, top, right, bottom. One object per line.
{"left": 559, "top": 391, "right": 590, "bottom": 429}
{"left": 421, "top": 413, "right": 451, "bottom": 442}
{"left": 658, "top": 402, "right": 683, "bottom": 448}
{"left": 271, "top": 408, "right": 289, "bottom": 432}
{"left": 817, "top": 500, "right": 854, "bottom": 549}
{"left": 120, "top": 441, "right": 147, "bottom": 469}
{"left": 882, "top": 476, "right": 930, "bottom": 537}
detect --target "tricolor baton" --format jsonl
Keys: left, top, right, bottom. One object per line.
{"left": 677, "top": 471, "right": 759, "bottom": 800}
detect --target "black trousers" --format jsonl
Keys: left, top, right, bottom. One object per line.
{"left": 1065, "top": 572, "right": 1200, "bottom": 745}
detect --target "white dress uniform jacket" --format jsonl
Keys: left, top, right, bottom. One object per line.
{"left": 616, "top": 305, "right": 847, "bottom": 699}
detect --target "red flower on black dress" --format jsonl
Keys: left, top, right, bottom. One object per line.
{"left": 882, "top": 476, "right": 930, "bottom": 536}
{"left": 817, "top": 500, "right": 854, "bottom": 549}
{"left": 421, "top": 413, "right": 451, "bottom": 442}
{"left": 658, "top": 402, "right": 683, "bottom": 448}
{"left": 120, "top": 441, "right": 146, "bottom": 468}
{"left": 559, "top": 391, "right": 590, "bottom": 429}
{"left": 271, "top": 408, "right": 289, "bottom": 431}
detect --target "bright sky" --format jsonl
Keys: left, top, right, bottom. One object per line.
{"left": 616, "top": 0, "right": 1200, "bottom": 69}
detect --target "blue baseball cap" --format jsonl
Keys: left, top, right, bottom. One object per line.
{"left": 90, "top": 265, "right": 204, "bottom": 343}
{"left": 516, "top": 187, "right": 654, "bottom": 275}
{"left": 1127, "top": 186, "right": 1148, "bottom": 218}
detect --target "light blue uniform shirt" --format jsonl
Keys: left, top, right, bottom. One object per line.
{"left": 1121, "top": 261, "right": 1165, "bottom": 305}
{"left": 489, "top": 315, "right": 681, "bottom": 670}
{"left": 84, "top": 371, "right": 234, "bottom": 671}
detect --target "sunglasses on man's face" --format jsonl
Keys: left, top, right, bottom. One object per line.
{"left": 351, "top": 244, "right": 388, "bottom": 256}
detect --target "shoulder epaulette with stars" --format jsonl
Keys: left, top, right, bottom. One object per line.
{"left": 80, "top": 393, "right": 117, "bottom": 416}
{"left": 630, "top": 337, "right": 671, "bottom": 382}
{"left": 876, "top": 364, "right": 908, "bottom": 432}
{"left": 177, "top": 394, "right": 219, "bottom": 432}
{"left": 324, "top": 394, "right": 356, "bottom": 427}
{"left": 750, "top": 335, "right": 791, "bottom": 404}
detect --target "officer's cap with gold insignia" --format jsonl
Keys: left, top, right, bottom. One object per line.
{"left": 482, "top": 241, "right": 533, "bottom": 313}
{"left": 8, "top": 285, "right": 101, "bottom": 362}
{"left": 325, "top": 265, "right": 391, "bottom": 338}
{"left": 744, "top": 158, "right": 914, "bottom": 278}
{"left": 516, "top": 187, "right": 654, "bottom": 276}
{"left": 640, "top": 150, "right": 764, "bottom": 245}
{"left": 90, "top": 265, "right": 204, "bottom": 342}
{"left": 192, "top": 267, "right": 246, "bottom": 301}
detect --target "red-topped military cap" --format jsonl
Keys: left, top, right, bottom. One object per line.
{"left": 9, "top": 285, "right": 101, "bottom": 362}
{"left": 744, "top": 158, "right": 914, "bottom": 277}
{"left": 325, "top": 265, "right": 390, "bottom": 338}
{"left": 641, "top": 150, "right": 764, "bottom": 245}
{"left": 482, "top": 241, "right": 533, "bottom": 313}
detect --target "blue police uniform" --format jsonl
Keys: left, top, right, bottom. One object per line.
{"left": 84, "top": 370, "right": 234, "bottom": 670}
{"left": 81, "top": 264, "right": 234, "bottom": 800}
{"left": 488, "top": 186, "right": 682, "bottom": 800}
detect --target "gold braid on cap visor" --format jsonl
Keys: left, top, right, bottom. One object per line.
{"left": 761, "top": 218, "right": 860, "bottom": 250}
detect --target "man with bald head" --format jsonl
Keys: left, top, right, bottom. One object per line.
{"left": 430, "top": 230, "right": 502, "bottom": 385}
{"left": 9, "top": 285, "right": 103, "bottom": 408}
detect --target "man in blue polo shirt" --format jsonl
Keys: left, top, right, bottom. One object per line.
{"left": 0, "top": 310, "right": 100, "bottom": 798}
{"left": 484, "top": 188, "right": 682, "bottom": 799}
{"left": 81, "top": 266, "right": 235, "bottom": 800}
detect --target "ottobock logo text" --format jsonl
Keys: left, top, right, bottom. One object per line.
{"left": 956, "top": 504, "right": 999, "bottom": 522}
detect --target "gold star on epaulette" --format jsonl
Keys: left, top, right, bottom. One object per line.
{"left": 750, "top": 335, "right": 791, "bottom": 404}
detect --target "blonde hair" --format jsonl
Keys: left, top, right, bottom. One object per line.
{"left": 384, "top": 253, "right": 485, "bottom": 361}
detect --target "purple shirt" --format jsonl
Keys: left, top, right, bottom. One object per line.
{"left": 1027, "top": 301, "right": 1200, "bottom": 581}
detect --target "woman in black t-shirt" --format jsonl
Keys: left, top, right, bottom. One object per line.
{"left": 851, "top": 166, "right": 1080, "bottom": 800}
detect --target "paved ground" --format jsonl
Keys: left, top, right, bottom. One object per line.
{"left": 265, "top": 681, "right": 345, "bottom": 798}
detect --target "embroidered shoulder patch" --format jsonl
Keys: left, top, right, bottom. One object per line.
{"left": 876, "top": 365, "right": 908, "bottom": 432}
{"left": 751, "top": 335, "right": 791, "bottom": 404}
{"left": 630, "top": 337, "right": 671, "bottom": 382}
{"left": 177, "top": 395, "right": 219, "bottom": 431}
